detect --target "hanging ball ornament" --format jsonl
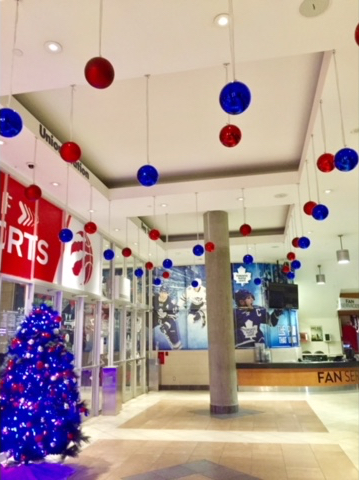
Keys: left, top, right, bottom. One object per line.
{"left": 122, "top": 247, "right": 132, "bottom": 258}
{"left": 84, "top": 221, "right": 97, "bottom": 234}
{"left": 137, "top": 164, "right": 159, "bottom": 187}
{"left": 149, "top": 229, "right": 161, "bottom": 240}
{"left": 254, "top": 277, "right": 262, "bottom": 286}
{"left": 291, "top": 260, "right": 301, "bottom": 270}
{"left": 162, "top": 271, "right": 170, "bottom": 279}
{"left": 162, "top": 258, "right": 173, "bottom": 269}
{"left": 317, "top": 153, "right": 335, "bottom": 173}
{"left": 193, "top": 244, "right": 204, "bottom": 256}
{"left": 205, "top": 241, "right": 216, "bottom": 252}
{"left": 103, "top": 248, "right": 115, "bottom": 260}
{"left": 287, "top": 271, "right": 295, "bottom": 280}
{"left": 59, "top": 228, "right": 73, "bottom": 243}
{"left": 191, "top": 280, "right": 199, "bottom": 288}
{"left": 355, "top": 23, "right": 359, "bottom": 46}
{"left": 145, "top": 261, "right": 154, "bottom": 270}
{"left": 134, "top": 267, "right": 144, "bottom": 278}
{"left": 298, "top": 236, "right": 310, "bottom": 249}
{"left": 153, "top": 278, "right": 162, "bottom": 286}
{"left": 84, "top": 56, "right": 115, "bottom": 89}
{"left": 60, "top": 142, "right": 81, "bottom": 163}
{"left": 219, "top": 124, "right": 242, "bottom": 147}
{"left": 239, "top": 223, "right": 252, "bottom": 236}
{"left": 243, "top": 254, "right": 253, "bottom": 265}
{"left": 292, "top": 237, "right": 300, "bottom": 248}
{"left": 287, "top": 252, "right": 296, "bottom": 261}
{"left": 303, "top": 201, "right": 317, "bottom": 216}
{"left": 282, "top": 264, "right": 290, "bottom": 274}
{"left": 24, "top": 184, "right": 42, "bottom": 201}
{"left": 334, "top": 148, "right": 359, "bottom": 172}
{"left": 312, "top": 204, "right": 329, "bottom": 221}
{"left": 219, "top": 81, "right": 251, "bottom": 115}
{"left": 0, "top": 108, "right": 23, "bottom": 138}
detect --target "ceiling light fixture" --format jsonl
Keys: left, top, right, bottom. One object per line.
{"left": 51, "top": 182, "right": 60, "bottom": 187}
{"left": 44, "top": 41, "right": 63, "bottom": 53}
{"left": 160, "top": 203, "right": 167, "bottom": 207}
{"left": 299, "top": 0, "right": 330, "bottom": 18}
{"left": 236, "top": 196, "right": 243, "bottom": 201}
{"left": 0, "top": 140, "right": 5, "bottom": 145}
{"left": 324, "top": 189, "right": 332, "bottom": 194}
{"left": 88, "top": 209, "right": 95, "bottom": 213}
{"left": 336, "top": 234, "right": 350, "bottom": 264}
{"left": 316, "top": 265, "right": 326, "bottom": 285}
{"left": 214, "top": 13, "right": 229, "bottom": 27}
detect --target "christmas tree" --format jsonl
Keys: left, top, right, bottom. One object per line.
{"left": 0, "top": 304, "right": 89, "bottom": 464}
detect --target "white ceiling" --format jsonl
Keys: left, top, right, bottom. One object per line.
{"left": 0, "top": 0, "right": 358, "bottom": 275}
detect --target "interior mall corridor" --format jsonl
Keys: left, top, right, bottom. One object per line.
{"left": 65, "top": 389, "right": 359, "bottom": 480}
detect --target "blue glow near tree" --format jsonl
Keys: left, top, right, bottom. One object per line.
{"left": 0, "top": 304, "right": 88, "bottom": 464}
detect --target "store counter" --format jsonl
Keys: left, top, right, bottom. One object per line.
{"left": 236, "top": 360, "right": 359, "bottom": 388}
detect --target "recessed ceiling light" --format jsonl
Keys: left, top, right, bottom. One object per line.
{"left": 134, "top": 242, "right": 138, "bottom": 246}
{"left": 114, "top": 228, "right": 120, "bottom": 232}
{"left": 88, "top": 209, "right": 95, "bottom": 213}
{"left": 148, "top": 253, "right": 152, "bottom": 256}
{"left": 214, "top": 13, "right": 229, "bottom": 27}
{"left": 44, "top": 41, "right": 62, "bottom": 53}
{"left": 51, "top": 182, "right": 60, "bottom": 187}
{"left": 236, "top": 197, "right": 244, "bottom": 201}
{"left": 160, "top": 203, "right": 167, "bottom": 207}
{"left": 0, "top": 139, "right": 5, "bottom": 145}
{"left": 299, "top": 0, "right": 330, "bottom": 17}
{"left": 324, "top": 189, "right": 332, "bottom": 194}
{"left": 307, "top": 230, "right": 312, "bottom": 234}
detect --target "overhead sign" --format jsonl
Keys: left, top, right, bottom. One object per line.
{"left": 338, "top": 297, "right": 359, "bottom": 310}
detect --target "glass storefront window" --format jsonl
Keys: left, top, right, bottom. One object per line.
{"left": 61, "top": 297, "right": 76, "bottom": 353}
{"left": 82, "top": 302, "right": 96, "bottom": 367}
{"left": 114, "top": 307, "right": 121, "bottom": 363}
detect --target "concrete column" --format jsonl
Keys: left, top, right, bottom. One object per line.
{"left": 204, "top": 210, "right": 238, "bottom": 414}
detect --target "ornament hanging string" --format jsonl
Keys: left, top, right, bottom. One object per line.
{"left": 89, "top": 185, "right": 93, "bottom": 222}
{"left": 311, "top": 135, "right": 321, "bottom": 204}
{"left": 32, "top": 137, "right": 38, "bottom": 185}
{"left": 228, "top": 0, "right": 236, "bottom": 81}
{"left": 7, "top": 0, "right": 20, "bottom": 108}
{"left": 319, "top": 100, "right": 328, "bottom": 152}
{"left": 296, "top": 184, "right": 305, "bottom": 237}
{"left": 98, "top": 0, "right": 103, "bottom": 57}
{"left": 332, "top": 50, "right": 347, "bottom": 147}
{"left": 146, "top": 75, "right": 151, "bottom": 165}
{"left": 224, "top": 63, "right": 230, "bottom": 124}
{"left": 69, "top": 85, "right": 75, "bottom": 140}
{"left": 165, "top": 213, "right": 169, "bottom": 253}
{"left": 305, "top": 159, "right": 313, "bottom": 200}
{"left": 242, "top": 188, "right": 247, "bottom": 224}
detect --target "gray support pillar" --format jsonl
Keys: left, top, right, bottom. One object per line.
{"left": 204, "top": 211, "right": 238, "bottom": 414}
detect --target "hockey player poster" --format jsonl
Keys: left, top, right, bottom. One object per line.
{"left": 152, "top": 265, "right": 208, "bottom": 350}
{"left": 231, "top": 262, "right": 299, "bottom": 349}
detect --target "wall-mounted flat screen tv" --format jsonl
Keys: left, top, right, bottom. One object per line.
{"left": 268, "top": 282, "right": 299, "bottom": 309}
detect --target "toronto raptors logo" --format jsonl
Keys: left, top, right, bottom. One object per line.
{"left": 70, "top": 231, "right": 94, "bottom": 284}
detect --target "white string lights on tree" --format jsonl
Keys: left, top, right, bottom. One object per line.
{"left": 60, "top": 85, "right": 81, "bottom": 164}
{"left": 219, "top": 63, "right": 242, "bottom": 147}
{"left": 24, "top": 137, "right": 42, "bottom": 201}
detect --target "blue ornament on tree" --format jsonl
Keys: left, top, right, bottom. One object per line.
{"left": 153, "top": 277, "right": 162, "bottom": 286}
{"left": 103, "top": 248, "right": 115, "bottom": 261}
{"left": 191, "top": 280, "right": 199, "bottom": 288}
{"left": 137, "top": 165, "right": 159, "bottom": 187}
{"left": 193, "top": 244, "right": 204, "bottom": 256}
{"left": 58, "top": 228, "right": 73, "bottom": 243}
{"left": 0, "top": 108, "right": 23, "bottom": 138}
{"left": 134, "top": 267, "right": 144, "bottom": 278}
{"left": 312, "top": 204, "right": 329, "bottom": 221}
{"left": 162, "top": 258, "right": 173, "bottom": 269}
{"left": 243, "top": 254, "right": 254, "bottom": 264}
{"left": 334, "top": 148, "right": 358, "bottom": 172}
{"left": 291, "top": 260, "right": 301, "bottom": 270}
{"left": 254, "top": 277, "right": 262, "bottom": 285}
{"left": 219, "top": 81, "right": 251, "bottom": 115}
{"left": 298, "top": 236, "right": 310, "bottom": 249}
{"left": 287, "top": 271, "right": 295, "bottom": 280}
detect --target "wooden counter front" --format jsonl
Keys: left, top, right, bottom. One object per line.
{"left": 236, "top": 362, "right": 359, "bottom": 388}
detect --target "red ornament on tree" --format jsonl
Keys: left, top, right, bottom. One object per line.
{"left": 292, "top": 237, "right": 300, "bottom": 248}
{"left": 122, "top": 247, "right": 132, "bottom": 258}
{"left": 205, "top": 241, "right": 216, "bottom": 252}
{"left": 219, "top": 124, "right": 242, "bottom": 147}
{"left": 239, "top": 223, "right": 252, "bottom": 236}
{"left": 162, "top": 271, "right": 170, "bottom": 279}
{"left": 287, "top": 252, "right": 296, "bottom": 261}
{"left": 317, "top": 153, "right": 335, "bottom": 173}
{"left": 60, "top": 142, "right": 81, "bottom": 163}
{"left": 282, "top": 264, "right": 290, "bottom": 274}
{"left": 149, "top": 229, "right": 161, "bottom": 240}
{"left": 24, "top": 184, "right": 42, "bottom": 201}
{"left": 303, "top": 201, "right": 317, "bottom": 215}
{"left": 145, "top": 261, "right": 154, "bottom": 270}
{"left": 355, "top": 23, "right": 359, "bottom": 46}
{"left": 84, "top": 57, "right": 115, "bottom": 89}
{"left": 84, "top": 221, "right": 98, "bottom": 234}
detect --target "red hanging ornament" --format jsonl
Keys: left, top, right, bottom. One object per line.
{"left": 219, "top": 124, "right": 242, "bottom": 147}
{"left": 60, "top": 142, "right": 81, "bottom": 163}
{"left": 84, "top": 57, "right": 115, "bottom": 89}
{"left": 24, "top": 184, "right": 42, "bottom": 201}
{"left": 303, "top": 201, "right": 317, "bottom": 215}
{"left": 149, "top": 229, "right": 161, "bottom": 240}
{"left": 355, "top": 23, "right": 359, "bottom": 46}
{"left": 292, "top": 237, "right": 300, "bottom": 248}
{"left": 162, "top": 271, "right": 170, "bottom": 279}
{"left": 205, "top": 241, "right": 216, "bottom": 252}
{"left": 317, "top": 153, "right": 335, "bottom": 173}
{"left": 239, "top": 223, "right": 252, "bottom": 236}
{"left": 145, "top": 261, "right": 154, "bottom": 270}
{"left": 122, "top": 247, "right": 132, "bottom": 258}
{"left": 84, "top": 221, "right": 98, "bottom": 234}
{"left": 282, "top": 264, "right": 290, "bottom": 274}
{"left": 287, "top": 252, "right": 296, "bottom": 261}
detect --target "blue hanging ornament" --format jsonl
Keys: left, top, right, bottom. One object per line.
{"left": 103, "top": 248, "right": 115, "bottom": 261}
{"left": 291, "top": 260, "right": 301, "bottom": 270}
{"left": 137, "top": 165, "right": 159, "bottom": 187}
{"left": 0, "top": 108, "right": 23, "bottom": 138}
{"left": 287, "top": 271, "right": 295, "bottom": 280}
{"left": 193, "top": 244, "right": 204, "bottom": 256}
{"left": 334, "top": 148, "right": 358, "bottom": 172}
{"left": 162, "top": 258, "right": 173, "bottom": 269}
{"left": 298, "top": 236, "right": 310, "bottom": 249}
{"left": 243, "top": 254, "right": 254, "bottom": 265}
{"left": 58, "top": 228, "right": 73, "bottom": 243}
{"left": 191, "top": 280, "right": 199, "bottom": 288}
{"left": 134, "top": 267, "right": 144, "bottom": 278}
{"left": 153, "top": 277, "right": 162, "bottom": 286}
{"left": 219, "top": 81, "right": 251, "bottom": 115}
{"left": 254, "top": 277, "right": 262, "bottom": 285}
{"left": 312, "top": 204, "right": 329, "bottom": 221}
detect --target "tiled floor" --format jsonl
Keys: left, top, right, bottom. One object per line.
{"left": 66, "top": 389, "right": 359, "bottom": 480}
